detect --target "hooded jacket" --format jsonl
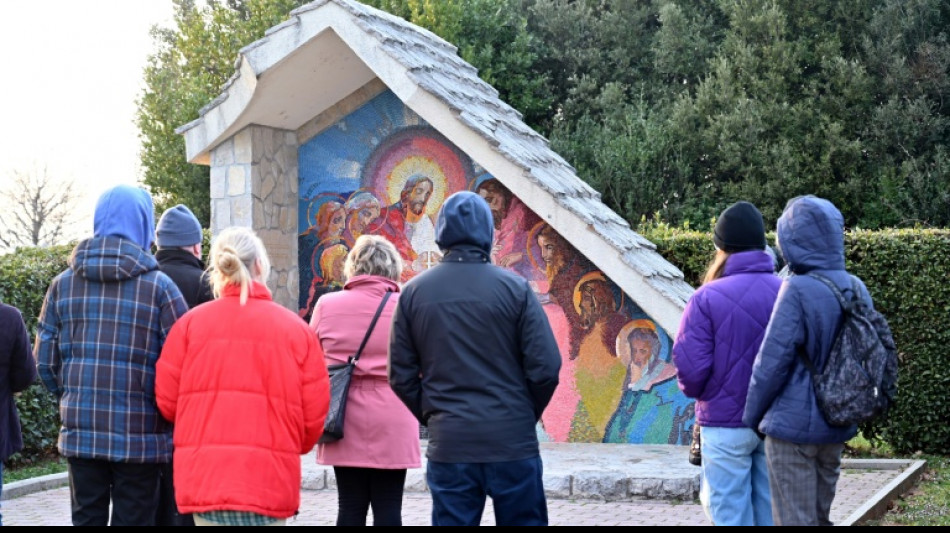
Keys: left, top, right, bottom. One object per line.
{"left": 388, "top": 191, "right": 561, "bottom": 463}
{"left": 742, "top": 196, "right": 865, "bottom": 444}
{"left": 155, "top": 281, "right": 329, "bottom": 519}
{"left": 0, "top": 302, "right": 36, "bottom": 461}
{"left": 673, "top": 250, "right": 781, "bottom": 427}
{"left": 35, "top": 185, "right": 188, "bottom": 462}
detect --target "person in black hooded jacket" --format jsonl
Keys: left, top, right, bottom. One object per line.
{"left": 388, "top": 190, "right": 561, "bottom": 527}
{"left": 0, "top": 301, "right": 36, "bottom": 526}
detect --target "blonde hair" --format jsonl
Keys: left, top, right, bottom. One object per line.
{"left": 702, "top": 248, "right": 730, "bottom": 285}
{"left": 319, "top": 244, "right": 349, "bottom": 284}
{"left": 209, "top": 226, "right": 271, "bottom": 305}
{"left": 344, "top": 234, "right": 402, "bottom": 282}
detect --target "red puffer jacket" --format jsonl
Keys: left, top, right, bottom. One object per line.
{"left": 156, "top": 281, "right": 329, "bottom": 519}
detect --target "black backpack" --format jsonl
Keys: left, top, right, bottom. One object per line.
{"left": 797, "top": 272, "right": 899, "bottom": 427}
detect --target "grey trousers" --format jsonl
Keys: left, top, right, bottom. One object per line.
{"left": 765, "top": 436, "right": 845, "bottom": 526}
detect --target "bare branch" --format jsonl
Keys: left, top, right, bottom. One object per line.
{"left": 0, "top": 163, "right": 81, "bottom": 250}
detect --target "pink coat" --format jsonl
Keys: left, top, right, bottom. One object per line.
{"left": 310, "top": 274, "right": 421, "bottom": 469}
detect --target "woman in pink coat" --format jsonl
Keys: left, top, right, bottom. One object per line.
{"left": 309, "top": 234, "right": 421, "bottom": 526}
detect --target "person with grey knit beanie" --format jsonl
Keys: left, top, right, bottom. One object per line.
{"left": 154, "top": 203, "right": 210, "bottom": 527}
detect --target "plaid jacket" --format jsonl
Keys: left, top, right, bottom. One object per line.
{"left": 35, "top": 236, "right": 188, "bottom": 462}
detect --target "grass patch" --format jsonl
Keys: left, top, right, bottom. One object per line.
{"left": 869, "top": 454, "right": 950, "bottom": 527}
{"left": 3, "top": 456, "right": 67, "bottom": 484}
{"left": 844, "top": 434, "right": 950, "bottom": 526}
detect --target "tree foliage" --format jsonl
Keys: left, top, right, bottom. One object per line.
{"left": 136, "top": 0, "right": 950, "bottom": 230}
{"left": 136, "top": 0, "right": 309, "bottom": 226}
{"left": 535, "top": 0, "right": 950, "bottom": 228}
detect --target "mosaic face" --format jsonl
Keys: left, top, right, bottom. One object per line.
{"left": 297, "top": 89, "right": 694, "bottom": 445}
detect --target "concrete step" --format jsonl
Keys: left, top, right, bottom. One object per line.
{"left": 302, "top": 442, "right": 702, "bottom": 501}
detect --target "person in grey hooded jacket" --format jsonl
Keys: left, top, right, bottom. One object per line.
{"left": 388, "top": 190, "right": 561, "bottom": 526}
{"left": 743, "top": 195, "right": 874, "bottom": 526}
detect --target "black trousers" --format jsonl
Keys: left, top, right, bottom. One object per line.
{"left": 67, "top": 457, "right": 162, "bottom": 526}
{"left": 333, "top": 466, "right": 407, "bottom": 526}
{"left": 157, "top": 461, "right": 195, "bottom": 526}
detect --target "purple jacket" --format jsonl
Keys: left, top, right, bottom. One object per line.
{"left": 672, "top": 251, "right": 780, "bottom": 427}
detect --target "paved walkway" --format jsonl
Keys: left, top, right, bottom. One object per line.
{"left": 1, "top": 443, "right": 925, "bottom": 526}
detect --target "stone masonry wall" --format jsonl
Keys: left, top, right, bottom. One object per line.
{"left": 209, "top": 125, "right": 300, "bottom": 310}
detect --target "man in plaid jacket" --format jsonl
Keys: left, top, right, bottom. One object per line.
{"left": 35, "top": 185, "right": 188, "bottom": 526}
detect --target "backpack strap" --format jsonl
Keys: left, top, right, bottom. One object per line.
{"left": 796, "top": 272, "right": 853, "bottom": 376}
{"left": 805, "top": 272, "right": 854, "bottom": 313}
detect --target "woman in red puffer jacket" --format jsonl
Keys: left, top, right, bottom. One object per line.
{"left": 156, "top": 226, "right": 330, "bottom": 526}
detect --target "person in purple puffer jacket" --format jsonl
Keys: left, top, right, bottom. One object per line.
{"left": 672, "top": 201, "right": 781, "bottom": 526}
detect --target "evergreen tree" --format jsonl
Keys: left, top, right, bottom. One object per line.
{"left": 136, "top": 0, "right": 308, "bottom": 225}
{"left": 134, "top": 0, "right": 950, "bottom": 229}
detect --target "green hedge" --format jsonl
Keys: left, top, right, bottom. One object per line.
{"left": 0, "top": 245, "right": 73, "bottom": 466}
{"left": 639, "top": 223, "right": 950, "bottom": 455}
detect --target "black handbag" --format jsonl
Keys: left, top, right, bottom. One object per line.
{"left": 318, "top": 291, "right": 392, "bottom": 444}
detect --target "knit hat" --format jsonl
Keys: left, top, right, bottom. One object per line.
{"left": 156, "top": 204, "right": 203, "bottom": 248}
{"left": 713, "top": 201, "right": 766, "bottom": 253}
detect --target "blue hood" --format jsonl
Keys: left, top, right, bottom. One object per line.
{"left": 435, "top": 191, "right": 494, "bottom": 254}
{"left": 776, "top": 195, "right": 846, "bottom": 274}
{"left": 93, "top": 185, "right": 155, "bottom": 251}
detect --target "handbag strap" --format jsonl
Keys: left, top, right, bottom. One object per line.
{"left": 350, "top": 291, "right": 392, "bottom": 365}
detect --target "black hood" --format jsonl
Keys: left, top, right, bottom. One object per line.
{"left": 435, "top": 191, "right": 494, "bottom": 254}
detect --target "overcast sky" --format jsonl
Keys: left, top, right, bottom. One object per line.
{"left": 0, "top": 0, "right": 176, "bottom": 241}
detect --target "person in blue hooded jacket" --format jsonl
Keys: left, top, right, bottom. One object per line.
{"left": 743, "top": 195, "right": 872, "bottom": 526}
{"left": 388, "top": 190, "right": 561, "bottom": 526}
{"left": 34, "top": 185, "right": 188, "bottom": 526}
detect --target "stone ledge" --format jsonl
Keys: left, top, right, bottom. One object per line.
{"left": 839, "top": 459, "right": 926, "bottom": 526}
{"left": 2, "top": 473, "right": 69, "bottom": 501}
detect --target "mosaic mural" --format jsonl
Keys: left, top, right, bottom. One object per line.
{"left": 298, "top": 90, "right": 695, "bottom": 444}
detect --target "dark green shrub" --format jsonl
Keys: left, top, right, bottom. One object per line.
{"left": 846, "top": 229, "right": 950, "bottom": 454}
{"left": 639, "top": 224, "right": 950, "bottom": 455}
{"left": 0, "top": 244, "right": 72, "bottom": 466}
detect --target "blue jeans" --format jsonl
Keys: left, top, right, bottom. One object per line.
{"left": 699, "top": 426, "right": 773, "bottom": 526}
{"left": 426, "top": 457, "right": 548, "bottom": 526}
{"left": 1, "top": 460, "right": 4, "bottom": 526}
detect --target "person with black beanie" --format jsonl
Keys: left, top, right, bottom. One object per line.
{"left": 672, "top": 200, "right": 780, "bottom": 526}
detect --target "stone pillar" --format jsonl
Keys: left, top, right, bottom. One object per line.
{"left": 208, "top": 125, "right": 299, "bottom": 310}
